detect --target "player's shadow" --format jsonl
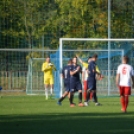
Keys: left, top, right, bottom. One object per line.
{"left": 1, "top": 112, "right": 134, "bottom": 134}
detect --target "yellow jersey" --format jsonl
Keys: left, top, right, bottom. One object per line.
{"left": 42, "top": 62, "right": 56, "bottom": 77}
{"left": 82, "top": 62, "right": 100, "bottom": 73}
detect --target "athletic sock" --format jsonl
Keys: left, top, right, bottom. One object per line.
{"left": 83, "top": 89, "right": 87, "bottom": 101}
{"left": 50, "top": 88, "right": 53, "bottom": 95}
{"left": 69, "top": 92, "right": 73, "bottom": 104}
{"left": 93, "top": 92, "right": 98, "bottom": 103}
{"left": 125, "top": 96, "right": 129, "bottom": 111}
{"left": 59, "top": 96, "right": 65, "bottom": 102}
{"left": 120, "top": 97, "right": 125, "bottom": 110}
{"left": 86, "top": 90, "right": 90, "bottom": 102}
{"left": 90, "top": 92, "right": 93, "bottom": 100}
{"left": 45, "top": 88, "right": 48, "bottom": 99}
{"left": 79, "top": 92, "right": 82, "bottom": 103}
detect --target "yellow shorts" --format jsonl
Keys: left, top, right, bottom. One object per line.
{"left": 44, "top": 76, "right": 54, "bottom": 85}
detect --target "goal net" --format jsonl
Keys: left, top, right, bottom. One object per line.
{"left": 59, "top": 38, "right": 133, "bottom": 96}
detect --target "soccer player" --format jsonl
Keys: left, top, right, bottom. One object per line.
{"left": 42, "top": 56, "right": 56, "bottom": 100}
{"left": 57, "top": 59, "right": 72, "bottom": 105}
{"left": 69, "top": 57, "right": 84, "bottom": 107}
{"left": 85, "top": 54, "right": 102, "bottom": 106}
{"left": 76, "top": 55, "right": 103, "bottom": 104}
{"left": 76, "top": 56, "right": 92, "bottom": 101}
{"left": 116, "top": 56, "right": 134, "bottom": 113}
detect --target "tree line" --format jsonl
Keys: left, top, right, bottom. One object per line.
{"left": 0, "top": 0, "right": 134, "bottom": 49}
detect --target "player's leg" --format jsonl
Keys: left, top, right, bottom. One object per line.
{"left": 93, "top": 90, "right": 102, "bottom": 106}
{"left": 69, "top": 82, "right": 76, "bottom": 107}
{"left": 119, "top": 86, "right": 125, "bottom": 112}
{"left": 84, "top": 78, "right": 94, "bottom": 106}
{"left": 78, "top": 90, "right": 84, "bottom": 107}
{"left": 91, "top": 80, "right": 101, "bottom": 106}
{"left": 92, "top": 90, "right": 98, "bottom": 104}
{"left": 84, "top": 88, "right": 90, "bottom": 106}
{"left": 77, "top": 82, "right": 84, "bottom": 107}
{"left": 57, "top": 91, "right": 69, "bottom": 105}
{"left": 84, "top": 79, "right": 91, "bottom": 106}
{"left": 69, "top": 91, "right": 75, "bottom": 107}
{"left": 90, "top": 92, "right": 93, "bottom": 101}
{"left": 92, "top": 83, "right": 97, "bottom": 103}
{"left": 45, "top": 84, "right": 49, "bottom": 100}
{"left": 124, "top": 95, "right": 129, "bottom": 111}
{"left": 83, "top": 80, "right": 88, "bottom": 101}
{"left": 124, "top": 87, "right": 131, "bottom": 112}
{"left": 44, "top": 77, "right": 50, "bottom": 100}
{"left": 57, "top": 82, "right": 70, "bottom": 105}
{"left": 120, "top": 96, "right": 125, "bottom": 112}
{"left": 50, "top": 77, "right": 54, "bottom": 96}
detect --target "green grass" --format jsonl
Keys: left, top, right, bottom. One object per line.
{"left": 0, "top": 96, "right": 134, "bottom": 134}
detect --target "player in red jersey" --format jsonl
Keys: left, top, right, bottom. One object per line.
{"left": 116, "top": 56, "right": 134, "bottom": 113}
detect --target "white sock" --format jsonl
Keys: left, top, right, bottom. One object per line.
{"left": 50, "top": 88, "right": 53, "bottom": 95}
{"left": 45, "top": 88, "right": 48, "bottom": 99}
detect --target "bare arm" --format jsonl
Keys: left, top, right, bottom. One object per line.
{"left": 61, "top": 73, "right": 64, "bottom": 78}
{"left": 70, "top": 66, "right": 80, "bottom": 76}
{"left": 116, "top": 73, "right": 120, "bottom": 88}
{"left": 82, "top": 71, "right": 85, "bottom": 82}
{"left": 76, "top": 54, "right": 83, "bottom": 64}
{"left": 131, "top": 76, "right": 134, "bottom": 88}
{"left": 70, "top": 70, "right": 78, "bottom": 75}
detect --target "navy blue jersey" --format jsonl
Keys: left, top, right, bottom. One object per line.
{"left": 88, "top": 61, "right": 96, "bottom": 78}
{"left": 70, "top": 64, "right": 82, "bottom": 81}
{"left": 62, "top": 65, "right": 71, "bottom": 82}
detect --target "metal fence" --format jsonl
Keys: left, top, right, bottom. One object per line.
{"left": 0, "top": 70, "right": 119, "bottom": 96}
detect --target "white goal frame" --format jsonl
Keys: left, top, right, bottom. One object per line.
{"left": 59, "top": 38, "right": 134, "bottom": 96}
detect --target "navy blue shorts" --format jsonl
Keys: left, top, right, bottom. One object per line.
{"left": 64, "top": 81, "right": 70, "bottom": 92}
{"left": 70, "top": 80, "right": 82, "bottom": 92}
{"left": 87, "top": 77, "right": 96, "bottom": 90}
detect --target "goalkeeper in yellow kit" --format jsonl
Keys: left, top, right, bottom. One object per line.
{"left": 42, "top": 56, "right": 56, "bottom": 100}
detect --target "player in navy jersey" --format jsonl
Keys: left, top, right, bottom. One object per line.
{"left": 85, "top": 54, "right": 101, "bottom": 106}
{"left": 69, "top": 57, "right": 84, "bottom": 107}
{"left": 57, "top": 59, "right": 72, "bottom": 105}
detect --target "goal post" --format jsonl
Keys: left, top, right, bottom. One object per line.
{"left": 59, "top": 38, "right": 134, "bottom": 96}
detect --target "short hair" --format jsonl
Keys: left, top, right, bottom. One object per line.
{"left": 73, "top": 56, "right": 77, "bottom": 59}
{"left": 88, "top": 56, "right": 92, "bottom": 59}
{"left": 68, "top": 59, "right": 72, "bottom": 64}
{"left": 92, "top": 54, "right": 98, "bottom": 58}
{"left": 123, "top": 56, "right": 129, "bottom": 63}
{"left": 46, "top": 55, "right": 50, "bottom": 58}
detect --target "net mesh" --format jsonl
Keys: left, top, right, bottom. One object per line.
{"left": 0, "top": 39, "right": 134, "bottom": 96}
{"left": 26, "top": 49, "right": 61, "bottom": 98}
{"left": 60, "top": 39, "right": 134, "bottom": 96}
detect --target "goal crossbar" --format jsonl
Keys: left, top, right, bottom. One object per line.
{"left": 60, "top": 38, "right": 134, "bottom": 42}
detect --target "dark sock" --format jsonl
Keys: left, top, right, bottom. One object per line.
{"left": 69, "top": 92, "right": 73, "bottom": 104}
{"left": 93, "top": 92, "right": 98, "bottom": 103}
{"left": 59, "top": 96, "right": 65, "bottom": 102}
{"left": 86, "top": 90, "right": 90, "bottom": 102}
{"left": 79, "top": 92, "right": 82, "bottom": 103}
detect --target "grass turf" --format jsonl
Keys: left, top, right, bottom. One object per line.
{"left": 0, "top": 96, "right": 134, "bottom": 134}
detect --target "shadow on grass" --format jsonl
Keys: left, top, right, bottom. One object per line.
{"left": 0, "top": 112, "right": 134, "bottom": 134}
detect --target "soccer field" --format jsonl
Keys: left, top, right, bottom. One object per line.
{"left": 0, "top": 96, "right": 134, "bottom": 134}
